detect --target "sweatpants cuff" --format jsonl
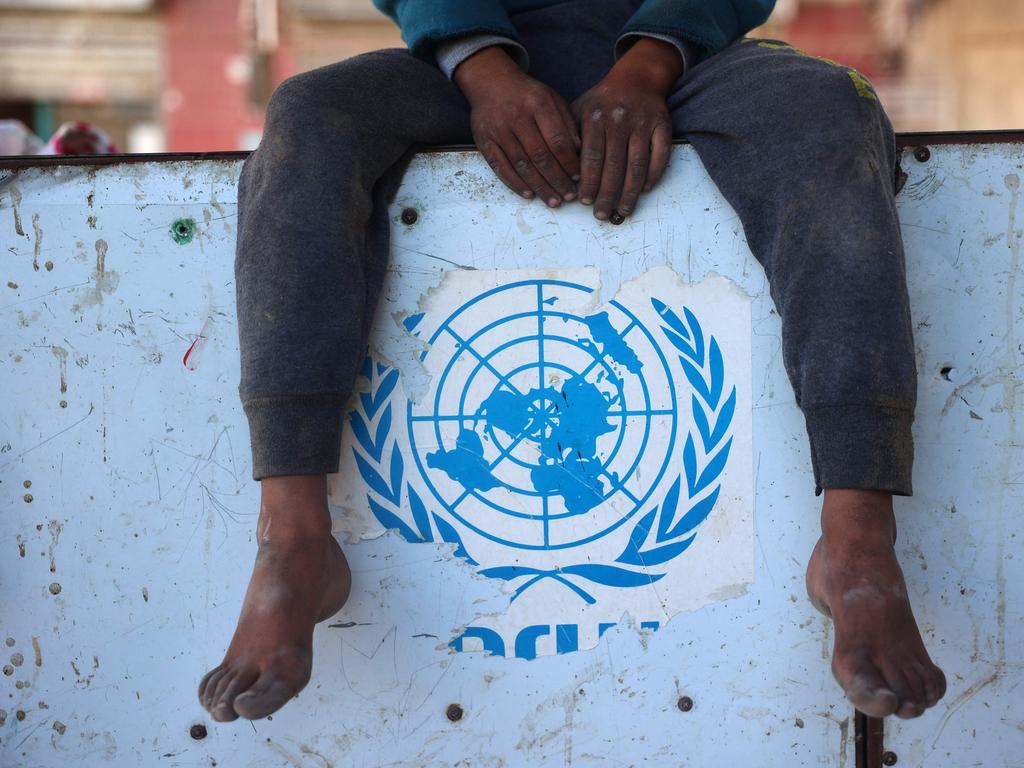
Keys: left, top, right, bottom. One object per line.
{"left": 803, "top": 405, "right": 914, "bottom": 497}
{"left": 243, "top": 393, "right": 347, "bottom": 480}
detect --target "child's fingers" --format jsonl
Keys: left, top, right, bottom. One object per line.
{"left": 499, "top": 131, "right": 563, "bottom": 207}
{"left": 534, "top": 107, "right": 580, "bottom": 186}
{"left": 479, "top": 137, "right": 534, "bottom": 200}
{"left": 593, "top": 126, "right": 629, "bottom": 221}
{"left": 577, "top": 114, "right": 606, "bottom": 206}
{"left": 644, "top": 122, "right": 672, "bottom": 192}
{"left": 617, "top": 132, "right": 651, "bottom": 216}
{"left": 518, "top": 117, "right": 576, "bottom": 202}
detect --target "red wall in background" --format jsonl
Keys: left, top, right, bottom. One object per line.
{"left": 163, "top": 0, "right": 294, "bottom": 151}
{"left": 776, "top": 3, "right": 887, "bottom": 80}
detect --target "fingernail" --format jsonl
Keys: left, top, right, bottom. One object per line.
{"left": 522, "top": 190, "right": 534, "bottom": 199}
{"left": 547, "top": 198, "right": 561, "bottom": 208}
{"left": 581, "top": 197, "right": 593, "bottom": 205}
{"left": 594, "top": 211, "right": 609, "bottom": 221}
{"left": 563, "top": 192, "right": 576, "bottom": 201}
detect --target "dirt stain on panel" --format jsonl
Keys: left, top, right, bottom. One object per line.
{"left": 79, "top": 239, "right": 120, "bottom": 307}
{"left": 47, "top": 520, "right": 62, "bottom": 572}
{"left": 8, "top": 184, "right": 25, "bottom": 236}
{"left": 31, "top": 212, "right": 42, "bottom": 271}
{"left": 51, "top": 346, "right": 68, "bottom": 394}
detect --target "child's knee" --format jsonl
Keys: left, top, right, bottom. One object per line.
{"left": 771, "top": 51, "right": 892, "bottom": 159}
{"left": 263, "top": 52, "right": 411, "bottom": 146}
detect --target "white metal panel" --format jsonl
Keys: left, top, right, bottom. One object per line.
{"left": 0, "top": 142, "right": 1021, "bottom": 767}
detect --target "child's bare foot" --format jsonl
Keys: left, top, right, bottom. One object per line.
{"left": 806, "top": 489, "right": 946, "bottom": 718}
{"left": 198, "top": 475, "right": 351, "bottom": 722}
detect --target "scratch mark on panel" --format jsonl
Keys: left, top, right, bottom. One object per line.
{"left": 299, "top": 745, "right": 334, "bottom": 768}
{"left": 0, "top": 404, "right": 95, "bottom": 470}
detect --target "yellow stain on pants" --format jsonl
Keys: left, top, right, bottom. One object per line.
{"left": 750, "top": 40, "right": 880, "bottom": 101}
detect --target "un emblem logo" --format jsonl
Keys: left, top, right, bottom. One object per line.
{"left": 344, "top": 268, "right": 752, "bottom": 659}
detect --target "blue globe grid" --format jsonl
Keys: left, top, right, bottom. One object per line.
{"left": 407, "top": 280, "right": 678, "bottom": 550}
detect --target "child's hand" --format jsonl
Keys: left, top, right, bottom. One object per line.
{"left": 572, "top": 37, "right": 682, "bottom": 220}
{"left": 455, "top": 46, "right": 580, "bottom": 207}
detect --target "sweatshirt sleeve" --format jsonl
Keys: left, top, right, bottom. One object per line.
{"left": 435, "top": 34, "right": 530, "bottom": 79}
{"left": 619, "top": 0, "right": 776, "bottom": 66}
{"left": 372, "top": 0, "right": 521, "bottom": 61}
{"left": 615, "top": 32, "right": 699, "bottom": 71}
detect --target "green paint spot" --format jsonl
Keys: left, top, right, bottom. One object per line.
{"left": 171, "top": 218, "right": 196, "bottom": 245}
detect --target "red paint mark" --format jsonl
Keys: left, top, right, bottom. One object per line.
{"left": 183, "top": 319, "right": 212, "bottom": 370}
{"left": 182, "top": 336, "right": 203, "bottom": 367}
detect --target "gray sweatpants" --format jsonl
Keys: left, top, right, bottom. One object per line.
{"left": 235, "top": 0, "right": 916, "bottom": 495}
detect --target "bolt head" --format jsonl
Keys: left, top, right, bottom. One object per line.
{"left": 446, "top": 703, "right": 463, "bottom": 722}
{"left": 401, "top": 208, "right": 419, "bottom": 226}
{"left": 677, "top": 696, "right": 694, "bottom": 712}
{"left": 913, "top": 146, "right": 930, "bottom": 163}
{"left": 190, "top": 724, "right": 208, "bottom": 740}
{"left": 609, "top": 211, "right": 626, "bottom": 225}
{"left": 882, "top": 751, "right": 898, "bottom": 766}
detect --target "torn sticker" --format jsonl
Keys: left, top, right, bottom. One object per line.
{"left": 332, "top": 265, "right": 754, "bottom": 659}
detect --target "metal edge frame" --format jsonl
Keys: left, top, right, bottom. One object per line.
{"left": 1, "top": 130, "right": 1022, "bottom": 171}
{"left": 855, "top": 712, "right": 886, "bottom": 768}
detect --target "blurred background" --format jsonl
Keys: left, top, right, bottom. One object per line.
{"left": 0, "top": 0, "right": 1022, "bottom": 154}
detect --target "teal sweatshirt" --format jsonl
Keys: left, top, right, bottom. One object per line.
{"left": 371, "top": 0, "right": 776, "bottom": 66}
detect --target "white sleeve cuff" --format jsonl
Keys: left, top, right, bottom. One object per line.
{"left": 615, "top": 32, "right": 697, "bottom": 73}
{"left": 435, "top": 34, "right": 530, "bottom": 79}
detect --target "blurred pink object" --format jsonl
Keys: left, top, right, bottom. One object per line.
{"left": 40, "top": 121, "right": 119, "bottom": 156}
{"left": 0, "top": 120, "right": 44, "bottom": 156}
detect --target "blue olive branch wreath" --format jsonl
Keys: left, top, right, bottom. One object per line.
{"left": 350, "top": 359, "right": 477, "bottom": 563}
{"left": 349, "top": 300, "right": 734, "bottom": 604}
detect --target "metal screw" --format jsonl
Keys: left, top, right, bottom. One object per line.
{"left": 190, "top": 724, "right": 208, "bottom": 740}
{"left": 882, "top": 751, "right": 898, "bottom": 766}
{"left": 609, "top": 211, "right": 626, "bottom": 225}
{"left": 677, "top": 696, "right": 694, "bottom": 712}
{"left": 23, "top": 494, "right": 33, "bottom": 503}
{"left": 913, "top": 146, "right": 930, "bottom": 163}
{"left": 401, "top": 208, "right": 419, "bottom": 226}
{"left": 446, "top": 703, "right": 464, "bottom": 722}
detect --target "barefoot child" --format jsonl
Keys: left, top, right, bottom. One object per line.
{"left": 199, "top": 0, "right": 947, "bottom": 722}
